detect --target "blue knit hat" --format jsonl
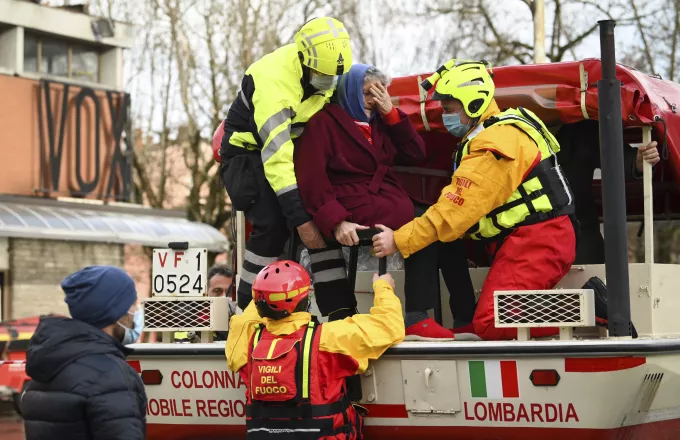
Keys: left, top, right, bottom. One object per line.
{"left": 62, "top": 266, "right": 137, "bottom": 329}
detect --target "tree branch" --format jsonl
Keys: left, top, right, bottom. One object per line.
{"left": 555, "top": 22, "right": 600, "bottom": 60}
{"left": 629, "top": 0, "right": 656, "bottom": 74}
{"left": 132, "top": 152, "right": 159, "bottom": 207}
{"left": 669, "top": 0, "right": 679, "bottom": 80}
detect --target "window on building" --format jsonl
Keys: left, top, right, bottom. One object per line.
{"left": 23, "top": 33, "right": 101, "bottom": 83}
{"left": 41, "top": 39, "right": 69, "bottom": 77}
{"left": 70, "top": 45, "right": 99, "bottom": 82}
{"left": 23, "top": 34, "right": 39, "bottom": 73}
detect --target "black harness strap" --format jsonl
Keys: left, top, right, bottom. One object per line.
{"left": 486, "top": 188, "right": 544, "bottom": 218}
{"left": 246, "top": 396, "right": 352, "bottom": 419}
{"left": 517, "top": 185, "right": 537, "bottom": 215}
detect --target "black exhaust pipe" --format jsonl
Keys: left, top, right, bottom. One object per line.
{"left": 597, "top": 20, "right": 632, "bottom": 337}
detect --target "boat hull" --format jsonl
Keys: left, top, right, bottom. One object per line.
{"left": 128, "top": 338, "right": 680, "bottom": 440}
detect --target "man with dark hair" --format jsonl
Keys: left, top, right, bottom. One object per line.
{"left": 207, "top": 264, "right": 234, "bottom": 297}
{"left": 22, "top": 266, "right": 146, "bottom": 440}
{"left": 175, "top": 263, "right": 234, "bottom": 342}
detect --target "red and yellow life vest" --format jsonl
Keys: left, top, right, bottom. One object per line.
{"left": 454, "top": 106, "right": 575, "bottom": 241}
{"left": 242, "top": 321, "right": 363, "bottom": 439}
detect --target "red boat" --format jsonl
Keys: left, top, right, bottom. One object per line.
{"left": 129, "top": 23, "right": 680, "bottom": 440}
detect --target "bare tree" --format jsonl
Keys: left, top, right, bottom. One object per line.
{"left": 88, "top": 0, "right": 336, "bottom": 244}
{"left": 417, "top": 0, "right": 635, "bottom": 66}
{"left": 150, "top": 0, "right": 332, "bottom": 235}
{"left": 626, "top": 0, "right": 680, "bottom": 80}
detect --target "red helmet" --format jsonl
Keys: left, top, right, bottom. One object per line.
{"left": 212, "top": 120, "right": 225, "bottom": 163}
{"left": 252, "top": 260, "right": 311, "bottom": 320}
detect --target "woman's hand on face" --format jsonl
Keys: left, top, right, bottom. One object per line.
{"left": 333, "top": 221, "right": 369, "bottom": 246}
{"left": 370, "top": 83, "right": 393, "bottom": 115}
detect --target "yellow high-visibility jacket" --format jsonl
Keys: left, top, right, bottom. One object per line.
{"left": 226, "top": 279, "right": 405, "bottom": 375}
{"left": 222, "top": 44, "right": 334, "bottom": 227}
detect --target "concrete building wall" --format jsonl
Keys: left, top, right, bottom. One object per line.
{"left": 0, "top": 0, "right": 134, "bottom": 48}
{"left": 0, "top": 26, "right": 23, "bottom": 74}
{"left": 0, "top": 0, "right": 134, "bottom": 89}
{"left": 9, "top": 238, "right": 124, "bottom": 318}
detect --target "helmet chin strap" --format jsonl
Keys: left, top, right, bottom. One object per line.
{"left": 300, "top": 62, "right": 312, "bottom": 85}
{"left": 300, "top": 64, "right": 317, "bottom": 100}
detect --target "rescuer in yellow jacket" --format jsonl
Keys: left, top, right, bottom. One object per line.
{"left": 372, "top": 59, "right": 579, "bottom": 341}
{"left": 226, "top": 260, "right": 404, "bottom": 439}
{"left": 219, "top": 17, "right": 355, "bottom": 319}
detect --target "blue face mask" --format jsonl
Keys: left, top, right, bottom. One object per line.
{"left": 119, "top": 310, "right": 143, "bottom": 345}
{"left": 442, "top": 112, "right": 472, "bottom": 138}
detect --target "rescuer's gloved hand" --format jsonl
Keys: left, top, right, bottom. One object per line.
{"left": 334, "top": 221, "right": 369, "bottom": 246}
{"left": 297, "top": 221, "right": 326, "bottom": 249}
{"left": 369, "top": 82, "right": 393, "bottom": 115}
{"left": 372, "top": 272, "right": 395, "bottom": 289}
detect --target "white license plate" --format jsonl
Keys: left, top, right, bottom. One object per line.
{"left": 151, "top": 248, "right": 208, "bottom": 296}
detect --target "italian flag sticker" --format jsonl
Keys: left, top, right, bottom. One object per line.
{"left": 468, "top": 360, "right": 520, "bottom": 399}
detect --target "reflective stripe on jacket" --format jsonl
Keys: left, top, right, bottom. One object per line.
{"left": 393, "top": 100, "right": 574, "bottom": 257}
{"left": 221, "top": 44, "right": 333, "bottom": 225}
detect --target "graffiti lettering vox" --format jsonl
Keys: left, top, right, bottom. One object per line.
{"left": 37, "top": 79, "right": 133, "bottom": 201}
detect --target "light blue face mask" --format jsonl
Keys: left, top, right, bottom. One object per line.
{"left": 442, "top": 112, "right": 472, "bottom": 138}
{"left": 310, "top": 73, "right": 338, "bottom": 91}
{"left": 119, "top": 310, "right": 143, "bottom": 345}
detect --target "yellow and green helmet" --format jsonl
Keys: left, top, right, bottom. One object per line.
{"left": 295, "top": 17, "right": 353, "bottom": 76}
{"left": 422, "top": 59, "right": 495, "bottom": 119}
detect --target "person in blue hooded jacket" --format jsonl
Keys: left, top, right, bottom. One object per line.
{"left": 21, "top": 265, "right": 146, "bottom": 440}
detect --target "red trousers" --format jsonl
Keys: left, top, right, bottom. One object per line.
{"left": 472, "top": 215, "right": 576, "bottom": 340}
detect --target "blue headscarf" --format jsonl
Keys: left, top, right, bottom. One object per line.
{"left": 337, "top": 63, "right": 372, "bottom": 123}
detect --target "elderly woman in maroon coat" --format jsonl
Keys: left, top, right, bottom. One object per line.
{"left": 294, "top": 64, "right": 460, "bottom": 340}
